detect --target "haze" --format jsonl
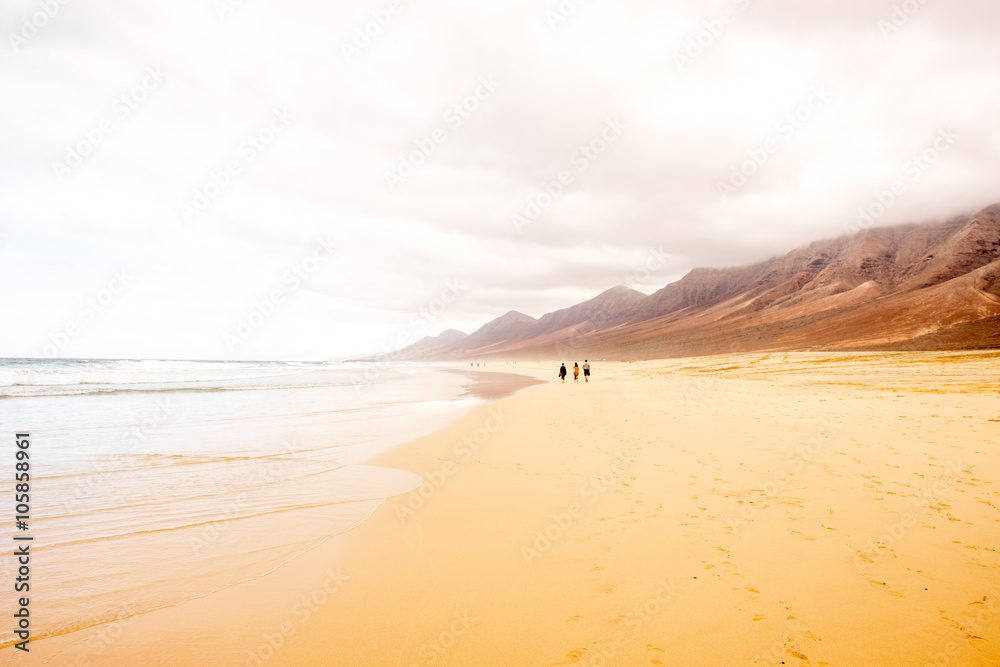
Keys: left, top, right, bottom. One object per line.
{"left": 1, "top": 0, "right": 998, "bottom": 359}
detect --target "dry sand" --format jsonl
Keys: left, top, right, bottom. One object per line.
{"left": 16, "top": 352, "right": 1000, "bottom": 666}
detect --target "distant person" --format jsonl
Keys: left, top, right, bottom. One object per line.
{"left": 573, "top": 363, "right": 579, "bottom": 382}
{"left": 559, "top": 363, "right": 567, "bottom": 382}
{"left": 583, "top": 360, "right": 590, "bottom": 382}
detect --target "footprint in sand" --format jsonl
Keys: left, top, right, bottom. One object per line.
{"left": 647, "top": 644, "right": 665, "bottom": 664}
{"left": 867, "top": 579, "right": 905, "bottom": 597}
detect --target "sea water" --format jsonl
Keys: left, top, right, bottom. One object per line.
{"left": 0, "top": 358, "right": 480, "bottom": 646}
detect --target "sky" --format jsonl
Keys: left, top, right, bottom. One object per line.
{"left": 1, "top": 0, "right": 998, "bottom": 360}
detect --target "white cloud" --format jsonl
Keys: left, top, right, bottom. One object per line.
{"left": 1, "top": 0, "right": 998, "bottom": 359}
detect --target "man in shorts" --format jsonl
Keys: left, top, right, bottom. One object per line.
{"left": 583, "top": 360, "right": 591, "bottom": 382}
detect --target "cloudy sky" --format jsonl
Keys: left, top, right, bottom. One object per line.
{"left": 1, "top": 0, "right": 998, "bottom": 360}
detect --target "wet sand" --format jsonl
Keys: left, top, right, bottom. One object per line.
{"left": 2, "top": 369, "right": 540, "bottom": 666}
{"left": 446, "top": 367, "right": 546, "bottom": 400}
{"left": 13, "top": 353, "right": 1000, "bottom": 665}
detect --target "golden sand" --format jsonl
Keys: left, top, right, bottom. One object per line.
{"left": 15, "top": 352, "right": 1000, "bottom": 665}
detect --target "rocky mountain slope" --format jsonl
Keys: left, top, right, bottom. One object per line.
{"left": 395, "top": 204, "right": 1000, "bottom": 360}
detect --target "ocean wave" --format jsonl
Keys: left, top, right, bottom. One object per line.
{"left": 0, "top": 358, "right": 395, "bottom": 398}
{"left": 0, "top": 382, "right": 357, "bottom": 399}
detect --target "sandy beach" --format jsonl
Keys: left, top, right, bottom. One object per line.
{"left": 10, "top": 1, "right": 1000, "bottom": 664}
{"left": 20, "top": 352, "right": 1000, "bottom": 666}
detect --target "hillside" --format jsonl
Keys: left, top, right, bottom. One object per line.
{"left": 395, "top": 204, "right": 1000, "bottom": 360}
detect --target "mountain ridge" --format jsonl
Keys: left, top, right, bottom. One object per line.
{"left": 395, "top": 204, "right": 1000, "bottom": 360}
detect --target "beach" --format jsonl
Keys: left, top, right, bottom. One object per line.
{"left": 8, "top": 0, "right": 999, "bottom": 664}
{"left": 0, "top": 360, "right": 538, "bottom": 664}
{"left": 9, "top": 352, "right": 1000, "bottom": 665}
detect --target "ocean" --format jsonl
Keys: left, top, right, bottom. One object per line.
{"left": 0, "top": 358, "right": 486, "bottom": 647}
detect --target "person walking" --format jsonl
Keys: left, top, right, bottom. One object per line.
{"left": 583, "top": 360, "right": 590, "bottom": 382}
{"left": 573, "top": 363, "right": 580, "bottom": 382}
{"left": 559, "top": 363, "right": 567, "bottom": 382}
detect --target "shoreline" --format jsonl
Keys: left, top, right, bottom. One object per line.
{"left": 270, "top": 353, "right": 1000, "bottom": 665}
{"left": 444, "top": 366, "right": 548, "bottom": 401}
{"left": 2, "top": 367, "right": 543, "bottom": 665}
{"left": 9, "top": 353, "right": 1000, "bottom": 665}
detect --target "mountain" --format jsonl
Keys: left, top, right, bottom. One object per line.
{"left": 438, "top": 287, "right": 648, "bottom": 358}
{"left": 395, "top": 204, "right": 1000, "bottom": 360}
{"left": 456, "top": 310, "right": 537, "bottom": 355}
{"left": 398, "top": 329, "right": 469, "bottom": 356}
{"left": 531, "top": 285, "right": 647, "bottom": 337}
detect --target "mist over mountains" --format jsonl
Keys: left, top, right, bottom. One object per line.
{"left": 397, "top": 204, "right": 1000, "bottom": 361}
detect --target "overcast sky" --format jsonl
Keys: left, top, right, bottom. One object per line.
{"left": 1, "top": 0, "right": 998, "bottom": 360}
